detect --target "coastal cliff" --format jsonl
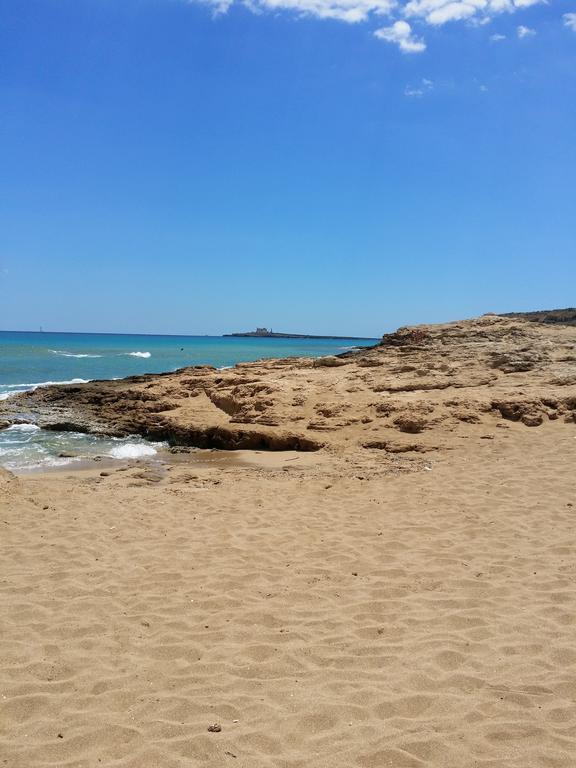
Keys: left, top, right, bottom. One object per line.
{"left": 2, "top": 315, "right": 575, "bottom": 454}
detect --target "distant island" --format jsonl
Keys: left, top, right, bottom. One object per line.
{"left": 223, "top": 327, "right": 377, "bottom": 340}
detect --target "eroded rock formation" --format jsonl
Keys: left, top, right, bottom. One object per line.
{"left": 1, "top": 315, "right": 575, "bottom": 453}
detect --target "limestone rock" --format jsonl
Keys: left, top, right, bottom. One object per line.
{"left": 0, "top": 315, "right": 574, "bottom": 454}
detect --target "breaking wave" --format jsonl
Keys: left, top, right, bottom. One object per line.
{"left": 3, "top": 378, "right": 89, "bottom": 390}
{"left": 50, "top": 350, "right": 153, "bottom": 359}
{"left": 50, "top": 350, "right": 103, "bottom": 358}
{"left": 108, "top": 443, "right": 158, "bottom": 459}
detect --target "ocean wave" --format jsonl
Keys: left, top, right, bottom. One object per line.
{"left": 108, "top": 443, "right": 158, "bottom": 459}
{"left": 50, "top": 350, "right": 103, "bottom": 358}
{"left": 125, "top": 351, "right": 151, "bottom": 358}
{"left": 5, "top": 423, "right": 40, "bottom": 432}
{"left": 2, "top": 378, "right": 90, "bottom": 390}
{"left": 2, "top": 454, "right": 82, "bottom": 471}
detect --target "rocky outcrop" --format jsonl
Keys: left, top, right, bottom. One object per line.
{"left": 1, "top": 315, "right": 575, "bottom": 453}
{"left": 501, "top": 308, "right": 576, "bottom": 326}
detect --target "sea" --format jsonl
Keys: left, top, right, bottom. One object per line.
{"left": 0, "top": 331, "right": 376, "bottom": 472}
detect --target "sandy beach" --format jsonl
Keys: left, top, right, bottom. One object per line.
{"left": 1, "top": 315, "right": 576, "bottom": 767}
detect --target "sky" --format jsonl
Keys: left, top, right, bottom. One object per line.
{"left": 0, "top": 0, "right": 575, "bottom": 336}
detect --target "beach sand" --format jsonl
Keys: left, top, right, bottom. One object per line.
{"left": 1, "top": 422, "right": 576, "bottom": 767}
{"left": 1, "top": 315, "right": 576, "bottom": 766}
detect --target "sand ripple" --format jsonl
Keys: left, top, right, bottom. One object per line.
{"left": 1, "top": 426, "right": 576, "bottom": 766}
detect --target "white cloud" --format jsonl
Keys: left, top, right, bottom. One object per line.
{"left": 404, "top": 76, "right": 434, "bottom": 95}
{"left": 564, "top": 13, "right": 576, "bottom": 32}
{"left": 469, "top": 15, "right": 491, "bottom": 25}
{"left": 490, "top": 32, "right": 506, "bottom": 40}
{"left": 267, "top": 0, "right": 397, "bottom": 22}
{"left": 405, "top": 85, "right": 425, "bottom": 95}
{"left": 517, "top": 23, "right": 535, "bottom": 37}
{"left": 374, "top": 20, "right": 427, "bottom": 51}
{"left": 191, "top": 0, "right": 547, "bottom": 51}
{"left": 404, "top": 0, "right": 481, "bottom": 26}
{"left": 402, "top": 0, "right": 544, "bottom": 26}
{"left": 197, "top": 0, "right": 397, "bottom": 22}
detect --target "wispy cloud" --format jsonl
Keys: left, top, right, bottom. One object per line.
{"left": 404, "top": 77, "right": 434, "bottom": 95}
{"left": 490, "top": 32, "right": 506, "bottom": 41}
{"left": 198, "top": 0, "right": 396, "bottom": 23}
{"left": 564, "top": 13, "right": 576, "bottom": 32}
{"left": 375, "top": 20, "right": 426, "bottom": 52}
{"left": 517, "top": 23, "right": 536, "bottom": 37}
{"left": 395, "top": 0, "right": 545, "bottom": 27}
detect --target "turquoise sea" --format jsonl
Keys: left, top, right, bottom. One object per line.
{"left": 0, "top": 331, "right": 376, "bottom": 471}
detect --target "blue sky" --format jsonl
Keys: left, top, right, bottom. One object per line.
{"left": 0, "top": 0, "right": 574, "bottom": 336}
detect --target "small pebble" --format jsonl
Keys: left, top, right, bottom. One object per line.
{"left": 207, "top": 723, "right": 222, "bottom": 733}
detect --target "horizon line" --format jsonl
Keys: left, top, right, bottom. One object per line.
{"left": 0, "top": 329, "right": 380, "bottom": 340}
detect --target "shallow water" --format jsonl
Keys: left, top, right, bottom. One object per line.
{"left": 0, "top": 424, "right": 165, "bottom": 473}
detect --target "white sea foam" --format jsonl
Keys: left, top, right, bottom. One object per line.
{"left": 50, "top": 350, "right": 102, "bottom": 358}
{"left": 38, "top": 456, "right": 81, "bottom": 468}
{"left": 4, "top": 378, "right": 90, "bottom": 390}
{"left": 5, "top": 423, "right": 41, "bottom": 432}
{"left": 126, "top": 351, "right": 151, "bottom": 358}
{"left": 0, "top": 392, "right": 13, "bottom": 401}
{"left": 3, "top": 455, "right": 82, "bottom": 472}
{"left": 108, "top": 443, "right": 158, "bottom": 459}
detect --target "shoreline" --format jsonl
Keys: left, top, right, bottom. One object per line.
{"left": 12, "top": 446, "right": 330, "bottom": 478}
{"left": 2, "top": 314, "right": 575, "bottom": 455}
